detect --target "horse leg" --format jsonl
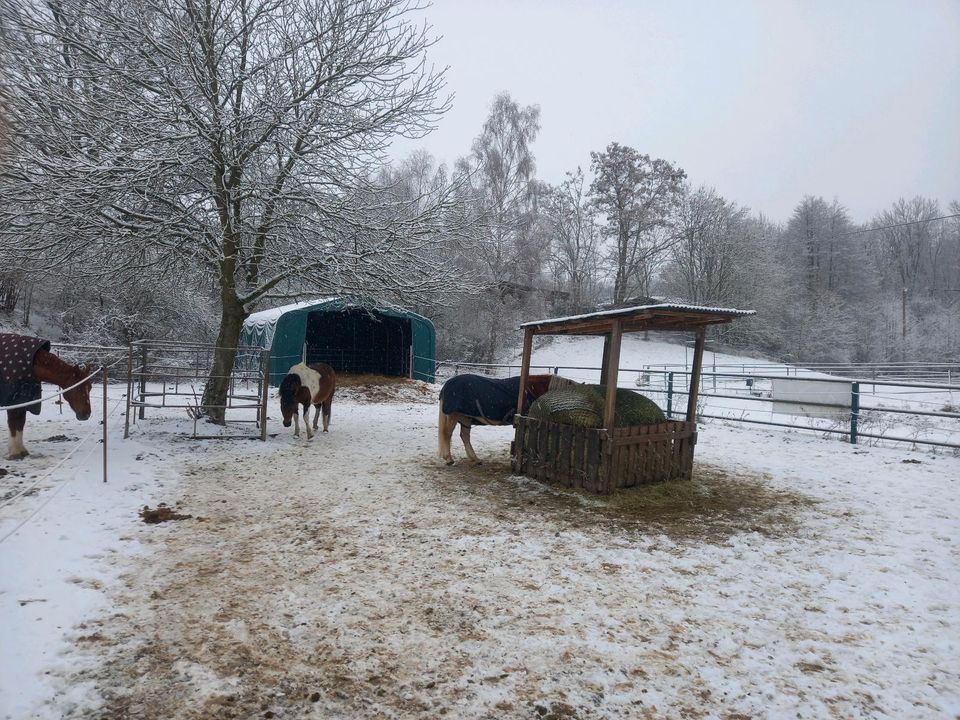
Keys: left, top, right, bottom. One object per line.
{"left": 459, "top": 423, "right": 481, "bottom": 465}
{"left": 302, "top": 400, "right": 314, "bottom": 439}
{"left": 7, "top": 409, "right": 28, "bottom": 460}
{"left": 438, "top": 406, "right": 456, "bottom": 465}
{"left": 321, "top": 399, "right": 331, "bottom": 432}
{"left": 312, "top": 403, "right": 321, "bottom": 430}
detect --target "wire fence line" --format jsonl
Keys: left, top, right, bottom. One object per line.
{"left": 424, "top": 357, "right": 960, "bottom": 451}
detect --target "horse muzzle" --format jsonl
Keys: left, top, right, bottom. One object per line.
{"left": 76, "top": 409, "right": 91, "bottom": 421}
{"left": 283, "top": 419, "right": 292, "bottom": 427}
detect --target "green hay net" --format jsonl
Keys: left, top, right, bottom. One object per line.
{"left": 528, "top": 384, "right": 666, "bottom": 428}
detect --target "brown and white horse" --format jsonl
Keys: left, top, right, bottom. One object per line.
{"left": 5, "top": 344, "right": 94, "bottom": 460}
{"left": 438, "top": 373, "right": 557, "bottom": 465}
{"left": 279, "top": 362, "right": 336, "bottom": 439}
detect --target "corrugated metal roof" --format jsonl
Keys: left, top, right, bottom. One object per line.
{"left": 522, "top": 303, "right": 755, "bottom": 328}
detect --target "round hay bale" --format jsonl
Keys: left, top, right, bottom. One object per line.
{"left": 528, "top": 387, "right": 604, "bottom": 427}
{"left": 528, "top": 384, "right": 666, "bottom": 427}
{"left": 587, "top": 385, "right": 667, "bottom": 426}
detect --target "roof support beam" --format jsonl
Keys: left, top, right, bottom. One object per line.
{"left": 516, "top": 327, "right": 534, "bottom": 419}
{"left": 686, "top": 326, "right": 707, "bottom": 422}
{"left": 602, "top": 319, "right": 623, "bottom": 433}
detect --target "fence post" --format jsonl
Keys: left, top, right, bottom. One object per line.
{"left": 138, "top": 344, "right": 147, "bottom": 420}
{"left": 553, "top": 366, "right": 559, "bottom": 375}
{"left": 850, "top": 381, "right": 860, "bottom": 444}
{"left": 667, "top": 371, "right": 674, "bottom": 419}
{"left": 260, "top": 349, "right": 271, "bottom": 442}
{"left": 124, "top": 343, "right": 133, "bottom": 439}
{"left": 102, "top": 366, "right": 108, "bottom": 483}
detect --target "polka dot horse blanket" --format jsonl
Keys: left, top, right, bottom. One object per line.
{"left": 0, "top": 333, "right": 50, "bottom": 415}
{"left": 440, "top": 374, "right": 533, "bottom": 425}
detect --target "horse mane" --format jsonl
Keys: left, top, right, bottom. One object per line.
{"left": 31, "top": 348, "right": 90, "bottom": 386}
{"left": 548, "top": 375, "right": 578, "bottom": 391}
{"left": 278, "top": 373, "right": 301, "bottom": 405}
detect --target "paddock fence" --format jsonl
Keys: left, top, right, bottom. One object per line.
{"left": 425, "top": 358, "right": 960, "bottom": 452}
{"left": 124, "top": 340, "right": 271, "bottom": 440}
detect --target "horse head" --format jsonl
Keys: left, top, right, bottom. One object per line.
{"left": 63, "top": 363, "right": 94, "bottom": 421}
{"left": 278, "top": 374, "right": 301, "bottom": 427}
{"left": 525, "top": 374, "right": 556, "bottom": 405}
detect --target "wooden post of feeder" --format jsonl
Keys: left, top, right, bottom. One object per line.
{"left": 686, "top": 326, "right": 707, "bottom": 422}
{"left": 516, "top": 327, "right": 534, "bottom": 418}
{"left": 602, "top": 319, "right": 623, "bottom": 434}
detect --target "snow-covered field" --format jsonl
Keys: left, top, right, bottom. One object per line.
{"left": 2, "top": 338, "right": 959, "bottom": 719}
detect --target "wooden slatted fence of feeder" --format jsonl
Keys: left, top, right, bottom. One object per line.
{"left": 512, "top": 303, "right": 755, "bottom": 493}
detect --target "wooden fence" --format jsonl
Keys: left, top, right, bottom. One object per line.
{"left": 512, "top": 417, "right": 696, "bottom": 493}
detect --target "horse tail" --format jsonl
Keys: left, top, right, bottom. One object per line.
{"left": 438, "top": 396, "right": 452, "bottom": 460}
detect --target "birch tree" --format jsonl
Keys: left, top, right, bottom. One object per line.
{"left": 0, "top": 0, "right": 457, "bottom": 422}
{"left": 542, "top": 169, "right": 602, "bottom": 313}
{"left": 456, "top": 92, "right": 543, "bottom": 361}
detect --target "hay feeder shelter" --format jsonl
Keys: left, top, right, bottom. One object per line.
{"left": 512, "top": 303, "right": 754, "bottom": 493}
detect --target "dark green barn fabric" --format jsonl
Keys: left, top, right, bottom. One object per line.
{"left": 528, "top": 384, "right": 665, "bottom": 428}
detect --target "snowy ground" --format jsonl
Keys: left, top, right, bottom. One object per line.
{"left": 1, "top": 346, "right": 959, "bottom": 719}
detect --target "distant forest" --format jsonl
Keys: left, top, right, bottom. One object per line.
{"left": 1, "top": 0, "right": 956, "bottom": 369}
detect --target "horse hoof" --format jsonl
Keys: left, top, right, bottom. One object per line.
{"left": 8, "top": 451, "right": 29, "bottom": 460}
{"left": 445, "top": 459, "right": 454, "bottom": 466}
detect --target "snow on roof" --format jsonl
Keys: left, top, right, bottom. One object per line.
{"left": 244, "top": 297, "right": 339, "bottom": 325}
{"left": 522, "top": 303, "right": 755, "bottom": 329}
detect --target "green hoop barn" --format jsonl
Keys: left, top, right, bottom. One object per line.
{"left": 240, "top": 298, "right": 436, "bottom": 385}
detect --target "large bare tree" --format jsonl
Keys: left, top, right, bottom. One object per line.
{"left": 0, "top": 0, "right": 458, "bottom": 421}
{"left": 589, "top": 142, "right": 685, "bottom": 304}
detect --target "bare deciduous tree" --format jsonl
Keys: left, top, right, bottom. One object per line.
{"left": 542, "top": 168, "right": 602, "bottom": 313}
{"left": 0, "top": 0, "right": 460, "bottom": 422}
{"left": 589, "top": 142, "right": 686, "bottom": 304}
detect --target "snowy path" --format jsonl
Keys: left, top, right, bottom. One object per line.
{"left": 2, "top": 385, "right": 959, "bottom": 719}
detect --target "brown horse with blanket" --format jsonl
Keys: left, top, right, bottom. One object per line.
{"left": 438, "top": 373, "right": 558, "bottom": 465}
{"left": 0, "top": 333, "right": 94, "bottom": 459}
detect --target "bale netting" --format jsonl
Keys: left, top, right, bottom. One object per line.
{"left": 528, "top": 384, "right": 666, "bottom": 428}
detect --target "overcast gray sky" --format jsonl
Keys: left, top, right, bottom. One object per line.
{"left": 392, "top": 0, "right": 960, "bottom": 223}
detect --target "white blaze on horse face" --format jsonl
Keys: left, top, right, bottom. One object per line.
{"left": 289, "top": 362, "right": 321, "bottom": 403}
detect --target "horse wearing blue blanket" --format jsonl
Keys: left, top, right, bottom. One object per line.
{"left": 438, "top": 373, "right": 556, "bottom": 465}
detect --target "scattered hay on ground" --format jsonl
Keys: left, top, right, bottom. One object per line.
{"left": 337, "top": 374, "right": 435, "bottom": 403}
{"left": 596, "top": 463, "right": 815, "bottom": 540}
{"left": 139, "top": 504, "right": 193, "bottom": 524}
{"left": 438, "top": 459, "right": 814, "bottom": 543}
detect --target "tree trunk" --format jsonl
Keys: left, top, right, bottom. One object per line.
{"left": 201, "top": 293, "right": 248, "bottom": 425}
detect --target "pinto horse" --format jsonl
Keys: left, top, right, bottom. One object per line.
{"left": 0, "top": 334, "right": 94, "bottom": 460}
{"left": 279, "top": 362, "right": 336, "bottom": 439}
{"left": 438, "top": 373, "right": 557, "bottom": 465}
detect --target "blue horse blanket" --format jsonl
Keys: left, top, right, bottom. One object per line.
{"left": 440, "top": 374, "right": 532, "bottom": 424}
{"left": 0, "top": 333, "right": 50, "bottom": 415}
